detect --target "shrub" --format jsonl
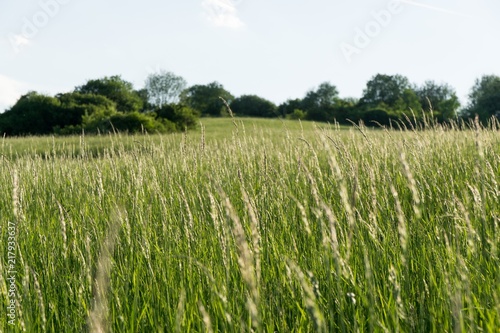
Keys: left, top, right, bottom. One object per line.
{"left": 360, "top": 108, "right": 395, "bottom": 127}
{"left": 156, "top": 104, "right": 199, "bottom": 131}
{"left": 287, "top": 109, "right": 306, "bottom": 120}
{"left": 82, "top": 110, "right": 174, "bottom": 134}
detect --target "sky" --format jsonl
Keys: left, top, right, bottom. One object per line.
{"left": 1, "top": 0, "right": 499, "bottom": 112}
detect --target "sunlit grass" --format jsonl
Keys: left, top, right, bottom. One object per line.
{"left": 0, "top": 119, "right": 499, "bottom": 332}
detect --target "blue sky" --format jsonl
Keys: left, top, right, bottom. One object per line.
{"left": 1, "top": 0, "right": 499, "bottom": 112}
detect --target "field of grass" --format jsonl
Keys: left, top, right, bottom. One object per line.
{"left": 1, "top": 118, "right": 499, "bottom": 332}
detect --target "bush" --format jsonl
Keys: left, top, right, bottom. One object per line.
{"left": 287, "top": 109, "right": 306, "bottom": 120}
{"left": 305, "top": 106, "right": 335, "bottom": 122}
{"left": 82, "top": 110, "right": 174, "bottom": 134}
{"left": 156, "top": 104, "right": 199, "bottom": 131}
{"left": 360, "top": 108, "right": 395, "bottom": 127}
{"left": 230, "top": 95, "right": 277, "bottom": 118}
{"left": 0, "top": 92, "right": 64, "bottom": 135}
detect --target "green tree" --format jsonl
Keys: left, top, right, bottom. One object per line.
{"left": 287, "top": 109, "right": 306, "bottom": 120}
{"left": 75, "top": 75, "right": 143, "bottom": 113}
{"left": 359, "top": 74, "right": 423, "bottom": 124}
{"left": 57, "top": 92, "right": 117, "bottom": 111}
{"left": 462, "top": 75, "right": 500, "bottom": 123}
{"left": 278, "top": 98, "right": 303, "bottom": 118}
{"left": 333, "top": 97, "right": 360, "bottom": 124}
{"left": 156, "top": 104, "right": 199, "bottom": 131}
{"left": 302, "top": 82, "right": 339, "bottom": 110}
{"left": 360, "top": 74, "right": 414, "bottom": 110}
{"left": 230, "top": 95, "right": 277, "bottom": 118}
{"left": 0, "top": 92, "right": 63, "bottom": 135}
{"left": 302, "top": 82, "right": 339, "bottom": 122}
{"left": 82, "top": 109, "right": 173, "bottom": 134}
{"left": 136, "top": 88, "right": 154, "bottom": 112}
{"left": 394, "top": 89, "right": 422, "bottom": 115}
{"left": 0, "top": 91, "right": 124, "bottom": 136}
{"left": 416, "top": 81, "right": 460, "bottom": 122}
{"left": 144, "top": 70, "right": 187, "bottom": 107}
{"left": 180, "top": 82, "right": 234, "bottom": 117}
{"left": 359, "top": 108, "right": 396, "bottom": 127}
{"left": 54, "top": 92, "right": 118, "bottom": 134}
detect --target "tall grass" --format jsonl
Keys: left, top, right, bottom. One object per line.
{"left": 0, "top": 118, "right": 499, "bottom": 332}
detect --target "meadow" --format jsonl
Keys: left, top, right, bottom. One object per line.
{"left": 0, "top": 118, "right": 499, "bottom": 332}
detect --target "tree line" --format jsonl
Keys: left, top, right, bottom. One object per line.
{"left": 0, "top": 71, "right": 499, "bottom": 136}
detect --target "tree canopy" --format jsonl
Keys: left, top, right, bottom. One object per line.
{"left": 75, "top": 76, "right": 143, "bottom": 113}
{"left": 359, "top": 74, "right": 414, "bottom": 110}
{"left": 1, "top": 71, "right": 498, "bottom": 136}
{"left": 230, "top": 95, "right": 277, "bottom": 118}
{"left": 301, "top": 82, "right": 339, "bottom": 122}
{"left": 416, "top": 81, "right": 460, "bottom": 122}
{"left": 0, "top": 74, "right": 199, "bottom": 136}
{"left": 278, "top": 98, "right": 303, "bottom": 118}
{"left": 180, "top": 82, "right": 234, "bottom": 117}
{"left": 0, "top": 92, "right": 64, "bottom": 135}
{"left": 462, "top": 75, "right": 500, "bottom": 123}
{"left": 145, "top": 70, "right": 187, "bottom": 107}
{"left": 155, "top": 104, "right": 199, "bottom": 131}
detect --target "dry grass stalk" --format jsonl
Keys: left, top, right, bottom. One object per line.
{"left": 32, "top": 269, "right": 47, "bottom": 332}
{"left": 221, "top": 192, "right": 260, "bottom": 331}
{"left": 88, "top": 210, "right": 121, "bottom": 333}
{"left": 399, "top": 152, "right": 422, "bottom": 219}
{"left": 287, "top": 260, "right": 326, "bottom": 333}
{"left": 198, "top": 302, "right": 214, "bottom": 333}
{"left": 390, "top": 185, "right": 407, "bottom": 266}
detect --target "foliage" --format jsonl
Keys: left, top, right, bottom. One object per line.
{"left": 2, "top": 73, "right": 499, "bottom": 136}
{"left": 287, "top": 109, "right": 306, "bottom": 120}
{"left": 58, "top": 92, "right": 118, "bottom": 123}
{"left": 360, "top": 74, "right": 422, "bottom": 113}
{"left": 82, "top": 109, "right": 174, "bottom": 134}
{"left": 57, "top": 92, "right": 117, "bottom": 111}
{"left": 0, "top": 77, "right": 199, "bottom": 136}
{"left": 395, "top": 89, "right": 421, "bottom": 114}
{"left": 155, "top": 103, "right": 199, "bottom": 131}
{"left": 0, "top": 92, "right": 66, "bottom": 135}
{"left": 416, "top": 80, "right": 460, "bottom": 122}
{"left": 278, "top": 98, "right": 303, "bottom": 117}
{"left": 1, "top": 120, "right": 499, "bottom": 332}
{"left": 301, "top": 82, "right": 339, "bottom": 122}
{"left": 462, "top": 74, "right": 500, "bottom": 123}
{"left": 53, "top": 93, "right": 118, "bottom": 135}
{"left": 144, "top": 70, "right": 187, "bottom": 107}
{"left": 302, "top": 82, "right": 339, "bottom": 110}
{"left": 135, "top": 88, "right": 153, "bottom": 112}
{"left": 180, "top": 82, "right": 234, "bottom": 117}
{"left": 359, "top": 108, "right": 396, "bottom": 126}
{"left": 360, "top": 74, "right": 409, "bottom": 107}
{"left": 333, "top": 97, "right": 359, "bottom": 124}
{"left": 229, "top": 95, "right": 277, "bottom": 118}
{"left": 302, "top": 82, "right": 338, "bottom": 119}
{"left": 75, "top": 75, "right": 143, "bottom": 113}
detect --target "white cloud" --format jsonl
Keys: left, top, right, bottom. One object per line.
{"left": 202, "top": 0, "right": 244, "bottom": 29}
{"left": 0, "top": 75, "right": 26, "bottom": 112}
